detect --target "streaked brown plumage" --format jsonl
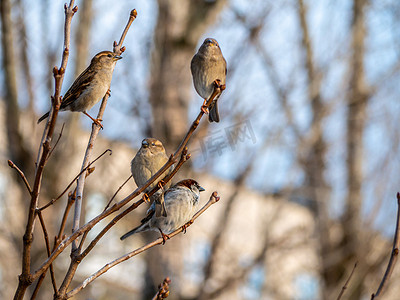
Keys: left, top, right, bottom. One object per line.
{"left": 191, "top": 38, "right": 227, "bottom": 122}
{"left": 131, "top": 138, "right": 172, "bottom": 217}
{"left": 37, "top": 51, "right": 122, "bottom": 126}
{"left": 120, "top": 179, "right": 205, "bottom": 242}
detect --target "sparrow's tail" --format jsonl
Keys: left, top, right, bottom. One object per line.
{"left": 37, "top": 111, "right": 50, "bottom": 124}
{"left": 120, "top": 222, "right": 150, "bottom": 240}
{"left": 208, "top": 99, "right": 220, "bottom": 123}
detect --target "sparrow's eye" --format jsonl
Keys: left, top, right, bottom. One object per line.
{"left": 107, "top": 53, "right": 112, "bottom": 58}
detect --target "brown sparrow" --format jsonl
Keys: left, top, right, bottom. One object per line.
{"left": 131, "top": 138, "right": 172, "bottom": 217}
{"left": 120, "top": 179, "right": 205, "bottom": 243}
{"left": 191, "top": 38, "right": 227, "bottom": 122}
{"left": 37, "top": 51, "right": 122, "bottom": 127}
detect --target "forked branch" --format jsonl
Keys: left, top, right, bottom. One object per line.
{"left": 66, "top": 192, "right": 220, "bottom": 298}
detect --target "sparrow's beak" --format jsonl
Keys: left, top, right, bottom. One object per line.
{"left": 198, "top": 186, "right": 205, "bottom": 192}
{"left": 114, "top": 55, "right": 123, "bottom": 61}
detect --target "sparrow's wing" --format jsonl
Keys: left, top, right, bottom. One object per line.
{"left": 190, "top": 53, "right": 203, "bottom": 75}
{"left": 140, "top": 203, "right": 156, "bottom": 223}
{"left": 131, "top": 160, "right": 153, "bottom": 189}
{"left": 190, "top": 54, "right": 196, "bottom": 74}
{"left": 60, "top": 65, "right": 96, "bottom": 109}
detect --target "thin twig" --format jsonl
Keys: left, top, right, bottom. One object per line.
{"left": 174, "top": 84, "right": 225, "bottom": 158}
{"left": 77, "top": 230, "right": 89, "bottom": 253}
{"left": 336, "top": 262, "right": 358, "bottom": 300}
{"left": 31, "top": 210, "right": 59, "bottom": 300}
{"left": 71, "top": 9, "right": 136, "bottom": 252}
{"left": 113, "top": 9, "right": 137, "bottom": 55}
{"left": 103, "top": 175, "right": 132, "bottom": 211}
{"left": 57, "top": 190, "right": 77, "bottom": 244}
{"left": 36, "top": 211, "right": 58, "bottom": 293}
{"left": 55, "top": 168, "right": 94, "bottom": 247}
{"left": 38, "top": 149, "right": 110, "bottom": 211}
{"left": 47, "top": 123, "right": 65, "bottom": 161}
{"left": 30, "top": 274, "right": 45, "bottom": 300}
{"left": 162, "top": 148, "right": 190, "bottom": 185}
{"left": 371, "top": 193, "right": 400, "bottom": 299}
{"left": 66, "top": 192, "right": 220, "bottom": 298}
{"left": 8, "top": 160, "right": 32, "bottom": 194}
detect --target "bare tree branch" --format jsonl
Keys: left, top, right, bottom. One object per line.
{"left": 34, "top": 211, "right": 58, "bottom": 296}
{"left": 336, "top": 262, "right": 358, "bottom": 300}
{"left": 38, "top": 149, "right": 111, "bottom": 211}
{"left": 66, "top": 192, "right": 220, "bottom": 298}
{"left": 13, "top": 2, "right": 77, "bottom": 299}
{"left": 7, "top": 160, "right": 32, "bottom": 195}
{"left": 103, "top": 175, "right": 133, "bottom": 211}
{"left": 46, "top": 123, "right": 65, "bottom": 161}
{"left": 371, "top": 193, "right": 400, "bottom": 299}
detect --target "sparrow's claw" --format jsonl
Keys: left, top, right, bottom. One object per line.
{"left": 182, "top": 220, "right": 194, "bottom": 234}
{"left": 93, "top": 119, "right": 104, "bottom": 129}
{"left": 142, "top": 193, "right": 150, "bottom": 203}
{"left": 201, "top": 106, "right": 209, "bottom": 114}
{"left": 158, "top": 228, "right": 170, "bottom": 245}
{"left": 213, "top": 79, "right": 222, "bottom": 88}
{"left": 213, "top": 79, "right": 225, "bottom": 91}
{"left": 83, "top": 111, "right": 103, "bottom": 129}
{"left": 201, "top": 99, "right": 209, "bottom": 114}
{"left": 157, "top": 180, "right": 165, "bottom": 191}
{"left": 106, "top": 88, "right": 111, "bottom": 96}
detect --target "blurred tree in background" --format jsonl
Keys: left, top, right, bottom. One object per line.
{"left": 1, "top": 0, "right": 400, "bottom": 299}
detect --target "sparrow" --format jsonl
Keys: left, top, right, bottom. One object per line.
{"left": 120, "top": 179, "right": 205, "bottom": 243}
{"left": 131, "top": 138, "right": 173, "bottom": 217}
{"left": 191, "top": 38, "right": 227, "bottom": 122}
{"left": 37, "top": 50, "right": 122, "bottom": 127}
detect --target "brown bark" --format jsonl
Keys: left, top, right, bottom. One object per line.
{"left": 296, "top": 1, "right": 350, "bottom": 297}
{"left": 16, "top": 0, "right": 35, "bottom": 116}
{"left": 342, "top": 0, "right": 369, "bottom": 298}
{"left": 344, "top": 0, "right": 368, "bottom": 244}
{"left": 1, "top": 0, "right": 32, "bottom": 180}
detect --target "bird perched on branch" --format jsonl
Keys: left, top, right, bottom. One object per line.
{"left": 37, "top": 51, "right": 122, "bottom": 127}
{"left": 131, "top": 138, "right": 173, "bottom": 217}
{"left": 120, "top": 179, "right": 205, "bottom": 243}
{"left": 191, "top": 38, "right": 227, "bottom": 122}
